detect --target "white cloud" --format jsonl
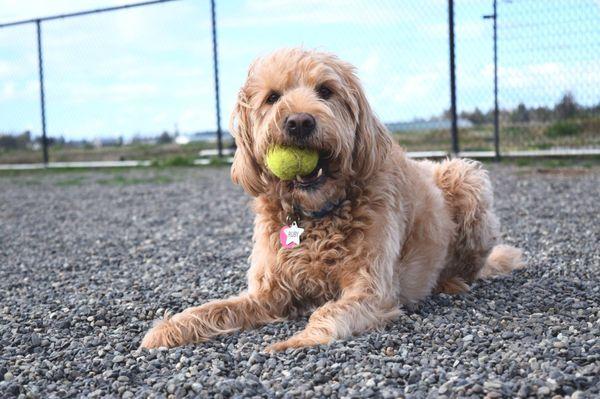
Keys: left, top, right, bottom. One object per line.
{"left": 150, "top": 111, "right": 169, "bottom": 127}
{"left": 0, "top": 0, "right": 136, "bottom": 22}
{"left": 178, "top": 106, "right": 214, "bottom": 132}
{"left": 389, "top": 71, "right": 441, "bottom": 106}
{"left": 64, "top": 82, "right": 159, "bottom": 104}
{"left": 0, "top": 79, "right": 38, "bottom": 102}
{"left": 0, "top": 81, "right": 15, "bottom": 100}
{"left": 220, "top": 0, "right": 403, "bottom": 28}
{"left": 360, "top": 52, "right": 381, "bottom": 77}
{"left": 482, "top": 61, "right": 600, "bottom": 90}
{"left": 0, "top": 60, "right": 15, "bottom": 78}
{"left": 457, "top": 60, "right": 600, "bottom": 109}
{"left": 421, "top": 20, "right": 486, "bottom": 40}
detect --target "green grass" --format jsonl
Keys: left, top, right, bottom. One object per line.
{"left": 96, "top": 174, "right": 173, "bottom": 186}
{"left": 0, "top": 160, "right": 232, "bottom": 178}
{"left": 10, "top": 178, "right": 41, "bottom": 186}
{"left": 0, "top": 140, "right": 234, "bottom": 165}
{"left": 55, "top": 176, "right": 86, "bottom": 187}
{"left": 545, "top": 120, "right": 581, "bottom": 138}
{"left": 506, "top": 156, "right": 600, "bottom": 169}
{"left": 207, "top": 155, "right": 233, "bottom": 167}
{"left": 151, "top": 155, "right": 196, "bottom": 167}
{"left": 391, "top": 117, "right": 600, "bottom": 152}
{"left": 0, "top": 166, "right": 145, "bottom": 177}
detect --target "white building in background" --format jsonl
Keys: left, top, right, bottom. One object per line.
{"left": 174, "top": 135, "right": 190, "bottom": 145}
{"left": 174, "top": 131, "right": 234, "bottom": 145}
{"left": 92, "top": 137, "right": 123, "bottom": 148}
{"left": 386, "top": 119, "right": 474, "bottom": 132}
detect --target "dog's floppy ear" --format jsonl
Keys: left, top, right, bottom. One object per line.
{"left": 346, "top": 70, "right": 393, "bottom": 179}
{"left": 230, "top": 89, "right": 265, "bottom": 196}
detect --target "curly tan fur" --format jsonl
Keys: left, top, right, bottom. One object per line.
{"left": 141, "top": 48, "right": 524, "bottom": 351}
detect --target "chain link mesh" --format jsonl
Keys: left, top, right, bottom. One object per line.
{"left": 497, "top": 0, "right": 600, "bottom": 151}
{"left": 456, "top": 0, "right": 600, "bottom": 152}
{"left": 0, "top": 0, "right": 598, "bottom": 163}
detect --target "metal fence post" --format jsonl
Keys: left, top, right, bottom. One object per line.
{"left": 492, "top": 0, "right": 500, "bottom": 161}
{"left": 210, "top": 0, "right": 222, "bottom": 158}
{"left": 35, "top": 19, "right": 49, "bottom": 165}
{"left": 485, "top": 0, "right": 500, "bottom": 160}
{"left": 448, "top": 0, "right": 459, "bottom": 157}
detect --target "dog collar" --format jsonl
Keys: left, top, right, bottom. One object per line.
{"left": 292, "top": 199, "right": 343, "bottom": 220}
{"left": 279, "top": 199, "right": 343, "bottom": 248}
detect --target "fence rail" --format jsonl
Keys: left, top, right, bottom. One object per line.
{"left": 0, "top": 0, "right": 598, "bottom": 165}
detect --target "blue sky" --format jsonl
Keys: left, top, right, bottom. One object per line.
{"left": 0, "top": 0, "right": 598, "bottom": 140}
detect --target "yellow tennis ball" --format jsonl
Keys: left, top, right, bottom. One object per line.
{"left": 265, "top": 145, "right": 319, "bottom": 181}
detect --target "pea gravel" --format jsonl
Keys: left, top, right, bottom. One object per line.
{"left": 0, "top": 165, "right": 598, "bottom": 398}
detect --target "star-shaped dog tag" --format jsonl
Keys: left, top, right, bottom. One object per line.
{"left": 280, "top": 221, "right": 304, "bottom": 249}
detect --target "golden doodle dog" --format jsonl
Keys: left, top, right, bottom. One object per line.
{"left": 141, "top": 48, "right": 524, "bottom": 351}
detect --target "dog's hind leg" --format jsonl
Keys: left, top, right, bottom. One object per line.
{"left": 434, "top": 276, "right": 469, "bottom": 295}
{"left": 140, "top": 293, "right": 286, "bottom": 349}
{"left": 434, "top": 158, "right": 501, "bottom": 285}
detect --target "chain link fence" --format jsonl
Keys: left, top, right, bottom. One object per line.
{"left": 454, "top": 0, "right": 600, "bottom": 154}
{"left": 0, "top": 0, "right": 599, "bottom": 165}
{"left": 0, "top": 0, "right": 220, "bottom": 165}
{"left": 496, "top": 0, "right": 600, "bottom": 152}
{"left": 219, "top": 1, "right": 453, "bottom": 154}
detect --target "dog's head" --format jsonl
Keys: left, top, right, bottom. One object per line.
{"left": 230, "top": 48, "right": 392, "bottom": 212}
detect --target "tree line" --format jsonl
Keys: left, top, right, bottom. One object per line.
{"left": 453, "top": 92, "right": 599, "bottom": 126}
{"left": 0, "top": 130, "right": 176, "bottom": 151}
{"left": 2, "top": 93, "right": 598, "bottom": 151}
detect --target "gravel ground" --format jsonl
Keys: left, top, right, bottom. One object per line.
{"left": 0, "top": 164, "right": 598, "bottom": 398}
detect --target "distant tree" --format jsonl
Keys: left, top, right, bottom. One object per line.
{"left": 511, "top": 103, "right": 530, "bottom": 123}
{"left": 464, "top": 108, "right": 486, "bottom": 125}
{"left": 554, "top": 92, "right": 578, "bottom": 120}
{"left": 484, "top": 109, "right": 495, "bottom": 124}
{"left": 531, "top": 106, "right": 553, "bottom": 122}
{"left": 33, "top": 135, "right": 61, "bottom": 147}
{"left": 499, "top": 109, "right": 512, "bottom": 123}
{"left": 418, "top": 95, "right": 599, "bottom": 129}
{"left": 441, "top": 108, "right": 452, "bottom": 121}
{"left": 17, "top": 131, "right": 31, "bottom": 146}
{"left": 0, "top": 131, "right": 33, "bottom": 150}
{"left": 33, "top": 136, "right": 43, "bottom": 146}
{"left": 157, "top": 131, "right": 173, "bottom": 144}
{"left": 131, "top": 134, "right": 144, "bottom": 145}
{"left": 0, "top": 134, "right": 17, "bottom": 150}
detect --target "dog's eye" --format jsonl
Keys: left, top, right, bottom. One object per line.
{"left": 266, "top": 92, "right": 281, "bottom": 105}
{"left": 317, "top": 86, "right": 333, "bottom": 100}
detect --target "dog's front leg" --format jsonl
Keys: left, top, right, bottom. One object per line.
{"left": 266, "top": 289, "right": 400, "bottom": 352}
{"left": 140, "top": 293, "right": 284, "bottom": 348}
{"left": 266, "top": 213, "right": 405, "bottom": 352}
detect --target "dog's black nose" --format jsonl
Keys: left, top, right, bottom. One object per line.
{"left": 285, "top": 113, "right": 316, "bottom": 139}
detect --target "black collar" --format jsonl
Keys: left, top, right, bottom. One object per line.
{"left": 292, "top": 199, "right": 343, "bottom": 220}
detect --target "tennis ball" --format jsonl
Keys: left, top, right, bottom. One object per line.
{"left": 265, "top": 145, "right": 319, "bottom": 181}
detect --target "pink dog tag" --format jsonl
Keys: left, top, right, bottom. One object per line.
{"left": 279, "top": 221, "right": 304, "bottom": 249}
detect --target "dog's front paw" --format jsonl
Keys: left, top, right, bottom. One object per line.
{"left": 266, "top": 333, "right": 332, "bottom": 352}
{"left": 140, "top": 319, "right": 181, "bottom": 349}
{"left": 265, "top": 340, "right": 294, "bottom": 352}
